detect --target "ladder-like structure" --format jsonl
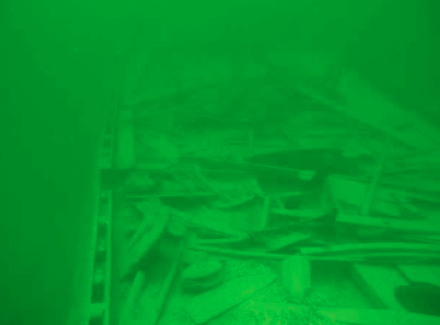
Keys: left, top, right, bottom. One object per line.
{"left": 88, "top": 101, "right": 118, "bottom": 325}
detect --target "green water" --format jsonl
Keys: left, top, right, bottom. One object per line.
{"left": 2, "top": 1, "right": 440, "bottom": 324}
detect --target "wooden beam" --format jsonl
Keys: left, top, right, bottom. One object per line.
{"left": 337, "top": 212, "right": 440, "bottom": 235}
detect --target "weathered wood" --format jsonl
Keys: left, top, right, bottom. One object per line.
{"left": 331, "top": 174, "right": 440, "bottom": 204}
{"left": 103, "top": 192, "right": 113, "bottom": 325}
{"left": 337, "top": 212, "right": 440, "bottom": 234}
{"left": 118, "top": 271, "right": 147, "bottom": 325}
{"left": 265, "top": 232, "right": 311, "bottom": 252}
{"left": 137, "top": 237, "right": 186, "bottom": 325}
{"left": 195, "top": 235, "right": 249, "bottom": 246}
{"left": 126, "top": 192, "right": 215, "bottom": 200}
{"left": 122, "top": 207, "right": 169, "bottom": 277}
{"left": 189, "top": 245, "right": 362, "bottom": 262}
{"left": 300, "top": 242, "right": 440, "bottom": 256}
{"left": 272, "top": 208, "right": 335, "bottom": 221}
{"left": 347, "top": 252, "right": 440, "bottom": 263}
{"left": 189, "top": 244, "right": 287, "bottom": 260}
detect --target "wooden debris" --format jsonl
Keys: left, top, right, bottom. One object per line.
{"left": 121, "top": 64, "right": 440, "bottom": 325}
{"left": 182, "top": 259, "right": 224, "bottom": 292}
{"left": 121, "top": 203, "right": 169, "bottom": 277}
{"left": 195, "top": 235, "right": 249, "bottom": 246}
{"left": 189, "top": 244, "right": 287, "bottom": 260}
{"left": 281, "top": 255, "right": 311, "bottom": 302}
{"left": 272, "top": 207, "right": 334, "bottom": 221}
{"left": 118, "top": 271, "right": 147, "bottom": 325}
{"left": 336, "top": 212, "right": 440, "bottom": 235}
{"left": 189, "top": 245, "right": 359, "bottom": 262}
{"left": 265, "top": 232, "right": 311, "bottom": 252}
{"left": 186, "top": 274, "right": 276, "bottom": 324}
{"left": 126, "top": 192, "right": 215, "bottom": 200}
{"left": 395, "top": 233, "right": 440, "bottom": 245}
{"left": 136, "top": 238, "right": 186, "bottom": 325}
{"left": 300, "top": 242, "right": 440, "bottom": 257}
{"left": 345, "top": 252, "right": 440, "bottom": 263}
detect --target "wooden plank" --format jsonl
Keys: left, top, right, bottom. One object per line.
{"left": 345, "top": 252, "right": 440, "bottom": 263}
{"left": 103, "top": 191, "right": 112, "bottom": 325}
{"left": 137, "top": 237, "right": 186, "bottom": 325}
{"left": 265, "top": 232, "right": 311, "bottom": 252}
{"left": 337, "top": 212, "right": 440, "bottom": 234}
{"left": 271, "top": 208, "right": 335, "bottom": 220}
{"left": 349, "top": 264, "right": 407, "bottom": 310}
{"left": 300, "top": 242, "right": 440, "bottom": 256}
{"left": 126, "top": 192, "right": 215, "bottom": 200}
{"left": 122, "top": 205, "right": 169, "bottom": 277}
{"left": 332, "top": 174, "right": 440, "bottom": 204}
{"left": 118, "top": 271, "right": 147, "bottom": 325}
{"left": 189, "top": 245, "right": 362, "bottom": 262}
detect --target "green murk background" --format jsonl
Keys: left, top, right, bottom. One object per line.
{"left": 1, "top": 0, "right": 439, "bottom": 324}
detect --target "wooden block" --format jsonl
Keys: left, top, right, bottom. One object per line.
{"left": 281, "top": 255, "right": 311, "bottom": 302}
